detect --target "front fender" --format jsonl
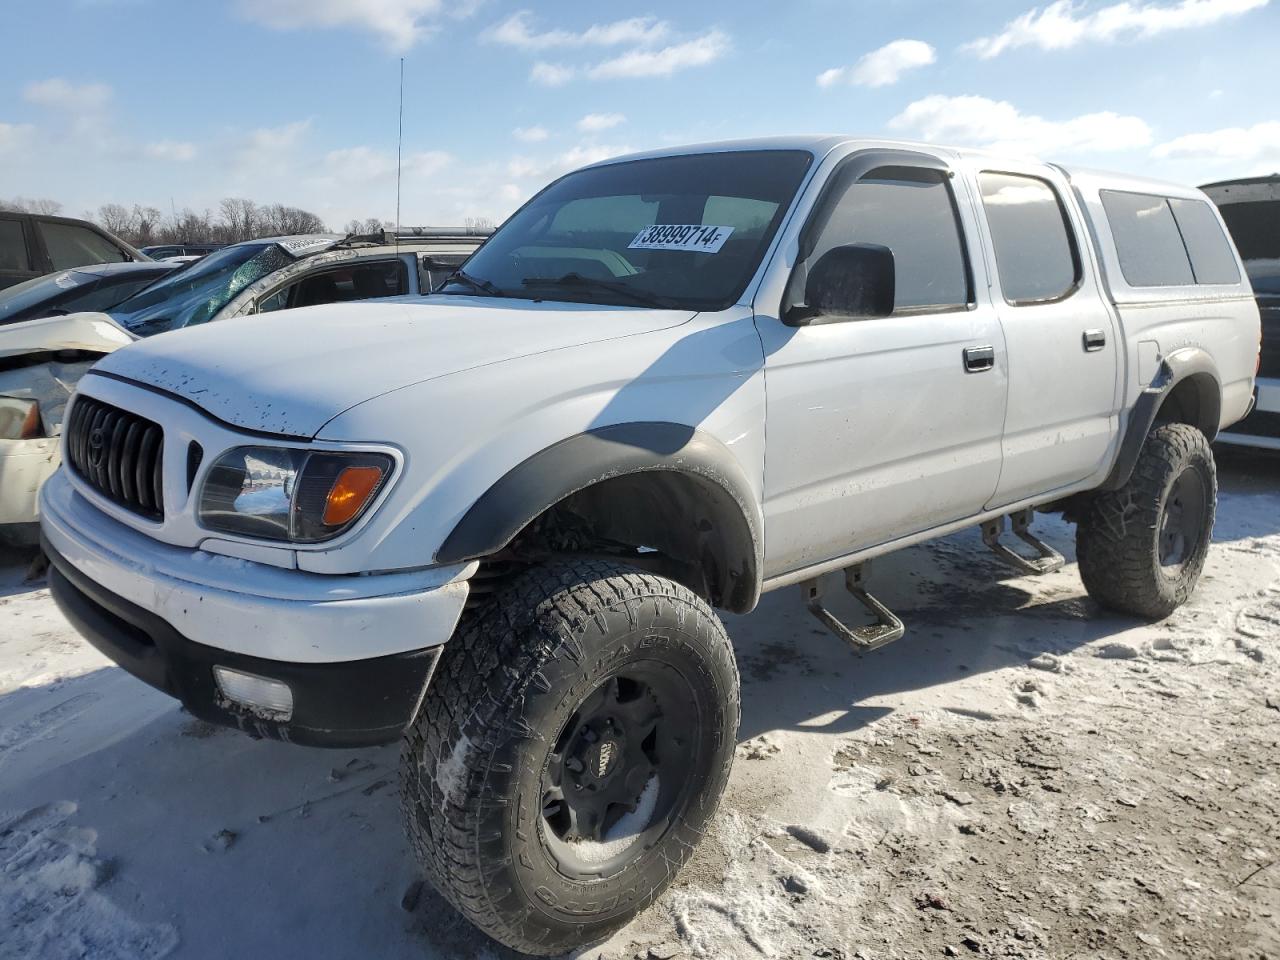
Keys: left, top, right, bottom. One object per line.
{"left": 437, "top": 421, "right": 765, "bottom": 611}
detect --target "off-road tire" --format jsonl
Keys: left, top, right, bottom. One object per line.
{"left": 400, "top": 559, "right": 740, "bottom": 956}
{"left": 1077, "top": 422, "right": 1216, "bottom": 619}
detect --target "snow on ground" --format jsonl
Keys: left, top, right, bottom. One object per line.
{"left": 1, "top": 449, "right": 1277, "bottom": 960}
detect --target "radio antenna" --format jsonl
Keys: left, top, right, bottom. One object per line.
{"left": 395, "top": 57, "right": 404, "bottom": 238}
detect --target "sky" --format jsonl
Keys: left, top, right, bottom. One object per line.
{"left": 1, "top": 0, "right": 1277, "bottom": 230}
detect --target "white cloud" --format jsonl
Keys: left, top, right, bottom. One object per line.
{"left": 235, "top": 119, "right": 312, "bottom": 171}
{"left": 966, "top": 0, "right": 1269, "bottom": 58}
{"left": 818, "top": 39, "right": 936, "bottom": 88}
{"left": 0, "top": 122, "right": 35, "bottom": 154}
{"left": 577, "top": 112, "right": 626, "bottom": 132}
{"left": 588, "top": 29, "right": 729, "bottom": 79}
{"left": 485, "top": 11, "right": 671, "bottom": 49}
{"left": 324, "top": 145, "right": 451, "bottom": 181}
{"left": 235, "top": 0, "right": 477, "bottom": 52}
{"left": 530, "top": 61, "right": 575, "bottom": 86}
{"left": 889, "top": 95, "right": 1152, "bottom": 156}
{"left": 23, "top": 78, "right": 113, "bottom": 111}
{"left": 513, "top": 125, "right": 550, "bottom": 142}
{"left": 1153, "top": 121, "right": 1280, "bottom": 168}
{"left": 144, "top": 140, "right": 197, "bottom": 162}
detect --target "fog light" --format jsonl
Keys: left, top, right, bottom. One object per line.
{"left": 213, "top": 667, "right": 294, "bottom": 719}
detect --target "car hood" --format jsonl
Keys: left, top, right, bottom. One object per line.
{"left": 0, "top": 312, "right": 135, "bottom": 360}
{"left": 92, "top": 297, "right": 695, "bottom": 437}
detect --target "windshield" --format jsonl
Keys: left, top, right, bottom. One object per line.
{"left": 113, "top": 243, "right": 294, "bottom": 336}
{"left": 439, "top": 150, "right": 813, "bottom": 311}
{"left": 0, "top": 266, "right": 171, "bottom": 326}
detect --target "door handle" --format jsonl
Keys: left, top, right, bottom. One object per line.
{"left": 963, "top": 345, "right": 995, "bottom": 373}
{"left": 1083, "top": 329, "right": 1107, "bottom": 352}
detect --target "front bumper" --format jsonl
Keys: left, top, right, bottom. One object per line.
{"left": 46, "top": 539, "right": 441, "bottom": 747}
{"left": 39, "top": 468, "right": 473, "bottom": 746}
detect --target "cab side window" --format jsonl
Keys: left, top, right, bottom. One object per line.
{"left": 979, "top": 172, "right": 1080, "bottom": 304}
{"left": 258, "top": 260, "right": 409, "bottom": 314}
{"left": 805, "top": 166, "right": 972, "bottom": 313}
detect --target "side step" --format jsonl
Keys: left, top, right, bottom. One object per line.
{"left": 981, "top": 509, "right": 1065, "bottom": 575}
{"left": 803, "top": 565, "right": 905, "bottom": 653}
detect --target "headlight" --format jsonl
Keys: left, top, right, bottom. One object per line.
{"left": 198, "top": 446, "right": 393, "bottom": 543}
{"left": 0, "top": 397, "right": 44, "bottom": 440}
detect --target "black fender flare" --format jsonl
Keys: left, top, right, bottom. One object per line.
{"left": 1099, "top": 347, "right": 1222, "bottom": 491}
{"left": 435, "top": 422, "right": 764, "bottom": 612}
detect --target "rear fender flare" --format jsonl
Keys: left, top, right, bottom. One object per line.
{"left": 1100, "top": 347, "right": 1221, "bottom": 491}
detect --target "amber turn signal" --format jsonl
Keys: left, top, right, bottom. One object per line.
{"left": 323, "top": 465, "right": 385, "bottom": 526}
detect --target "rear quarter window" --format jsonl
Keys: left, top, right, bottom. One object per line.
{"left": 1168, "top": 198, "right": 1240, "bottom": 285}
{"left": 1100, "top": 190, "right": 1195, "bottom": 288}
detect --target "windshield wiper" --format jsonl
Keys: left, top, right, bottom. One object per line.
{"left": 520, "top": 273, "right": 670, "bottom": 308}
{"left": 440, "top": 269, "right": 504, "bottom": 297}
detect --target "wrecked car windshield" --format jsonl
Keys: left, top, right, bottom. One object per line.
{"left": 0, "top": 266, "right": 177, "bottom": 327}
{"left": 112, "top": 243, "right": 294, "bottom": 336}
{"left": 439, "top": 150, "right": 813, "bottom": 311}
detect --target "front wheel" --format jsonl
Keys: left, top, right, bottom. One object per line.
{"left": 1076, "top": 422, "right": 1217, "bottom": 619}
{"left": 400, "top": 559, "right": 740, "bottom": 956}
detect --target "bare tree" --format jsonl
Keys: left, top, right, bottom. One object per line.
{"left": 343, "top": 217, "right": 387, "bottom": 235}
{"left": 218, "top": 198, "right": 259, "bottom": 243}
{"left": 96, "top": 203, "right": 134, "bottom": 237}
{"left": 1, "top": 196, "right": 63, "bottom": 214}
{"left": 464, "top": 216, "right": 496, "bottom": 232}
{"left": 132, "top": 205, "right": 164, "bottom": 246}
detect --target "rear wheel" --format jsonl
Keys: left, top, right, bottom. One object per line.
{"left": 400, "top": 559, "right": 739, "bottom": 956}
{"left": 1076, "top": 422, "right": 1216, "bottom": 619}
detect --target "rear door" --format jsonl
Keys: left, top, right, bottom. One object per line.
{"left": 756, "top": 151, "right": 1009, "bottom": 575}
{"left": 974, "top": 164, "right": 1120, "bottom": 506}
{"left": 0, "top": 215, "right": 40, "bottom": 290}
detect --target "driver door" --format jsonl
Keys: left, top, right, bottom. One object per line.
{"left": 756, "top": 155, "right": 1009, "bottom": 577}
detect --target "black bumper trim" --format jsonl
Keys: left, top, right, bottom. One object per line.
{"left": 43, "top": 535, "right": 442, "bottom": 748}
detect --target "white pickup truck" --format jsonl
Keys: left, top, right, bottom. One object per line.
{"left": 40, "top": 137, "right": 1259, "bottom": 956}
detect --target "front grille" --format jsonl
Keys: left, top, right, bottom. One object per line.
{"left": 65, "top": 395, "right": 165, "bottom": 520}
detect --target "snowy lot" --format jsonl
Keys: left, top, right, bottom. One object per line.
{"left": 2, "top": 450, "right": 1277, "bottom": 960}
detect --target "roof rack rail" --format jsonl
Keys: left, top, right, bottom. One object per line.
{"left": 382, "top": 226, "right": 494, "bottom": 241}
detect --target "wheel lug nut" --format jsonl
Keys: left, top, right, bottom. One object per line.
{"left": 566, "top": 757, "right": 584, "bottom": 773}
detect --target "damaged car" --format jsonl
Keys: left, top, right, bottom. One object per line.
{"left": 0, "top": 229, "right": 487, "bottom": 528}
{"left": 0, "top": 260, "right": 182, "bottom": 327}
{"left": 0, "top": 313, "right": 132, "bottom": 529}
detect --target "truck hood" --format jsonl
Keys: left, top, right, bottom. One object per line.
{"left": 92, "top": 297, "right": 695, "bottom": 437}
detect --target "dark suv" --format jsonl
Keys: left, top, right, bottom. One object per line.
{"left": 0, "top": 212, "right": 145, "bottom": 291}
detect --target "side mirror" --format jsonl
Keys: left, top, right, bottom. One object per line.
{"left": 785, "top": 242, "right": 895, "bottom": 326}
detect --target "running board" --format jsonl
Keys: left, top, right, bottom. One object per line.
{"left": 981, "top": 509, "right": 1065, "bottom": 575}
{"left": 803, "top": 565, "right": 905, "bottom": 653}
